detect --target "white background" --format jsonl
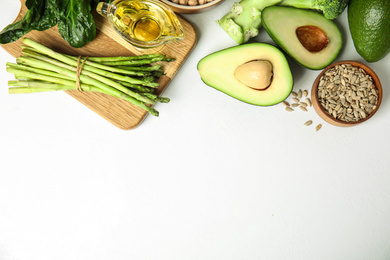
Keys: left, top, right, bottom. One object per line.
{"left": 1, "top": 0, "right": 390, "bottom": 259}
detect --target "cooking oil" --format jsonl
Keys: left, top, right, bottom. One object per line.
{"left": 97, "top": 0, "right": 185, "bottom": 49}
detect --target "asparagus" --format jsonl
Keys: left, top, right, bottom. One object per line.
{"left": 8, "top": 80, "right": 98, "bottom": 93}
{"left": 21, "top": 48, "right": 160, "bottom": 87}
{"left": 21, "top": 46, "right": 166, "bottom": 75}
{"left": 99, "top": 57, "right": 175, "bottom": 66}
{"left": 87, "top": 53, "right": 166, "bottom": 62}
{"left": 17, "top": 55, "right": 156, "bottom": 104}
{"left": 63, "top": 53, "right": 155, "bottom": 77}
{"left": 6, "top": 38, "right": 174, "bottom": 117}
{"left": 119, "top": 81, "right": 156, "bottom": 93}
{"left": 117, "top": 65, "right": 163, "bottom": 71}
{"left": 6, "top": 65, "right": 160, "bottom": 116}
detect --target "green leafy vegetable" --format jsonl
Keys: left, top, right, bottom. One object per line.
{"left": 0, "top": 0, "right": 101, "bottom": 48}
{"left": 57, "top": 0, "right": 97, "bottom": 48}
{"left": 0, "top": 0, "right": 56, "bottom": 44}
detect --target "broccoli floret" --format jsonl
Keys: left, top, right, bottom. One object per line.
{"left": 279, "top": 0, "right": 350, "bottom": 19}
{"left": 216, "top": 0, "right": 283, "bottom": 44}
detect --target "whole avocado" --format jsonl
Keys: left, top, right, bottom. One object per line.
{"left": 348, "top": 0, "right": 390, "bottom": 62}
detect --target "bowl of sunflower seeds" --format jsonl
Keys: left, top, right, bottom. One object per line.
{"left": 160, "top": 0, "right": 224, "bottom": 13}
{"left": 311, "top": 60, "right": 383, "bottom": 127}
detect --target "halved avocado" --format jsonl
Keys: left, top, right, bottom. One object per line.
{"left": 197, "top": 43, "right": 293, "bottom": 106}
{"left": 262, "top": 6, "right": 343, "bottom": 70}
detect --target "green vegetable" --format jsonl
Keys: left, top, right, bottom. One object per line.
{"left": 348, "top": 0, "right": 390, "bottom": 62}
{"left": 279, "top": 0, "right": 351, "bottom": 19}
{"left": 217, "top": 0, "right": 350, "bottom": 44}
{"left": 0, "top": 0, "right": 56, "bottom": 44}
{"left": 6, "top": 38, "right": 173, "bottom": 116}
{"left": 262, "top": 6, "right": 343, "bottom": 69}
{"left": 216, "top": 0, "right": 282, "bottom": 44}
{"left": 57, "top": 0, "right": 98, "bottom": 48}
{"left": 197, "top": 43, "right": 293, "bottom": 106}
{"left": 0, "top": 0, "right": 100, "bottom": 48}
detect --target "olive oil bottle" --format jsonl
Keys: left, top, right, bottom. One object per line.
{"left": 97, "top": 0, "right": 185, "bottom": 49}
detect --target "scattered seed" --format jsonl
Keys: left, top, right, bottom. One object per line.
{"left": 300, "top": 102, "right": 307, "bottom": 107}
{"left": 305, "top": 98, "right": 312, "bottom": 107}
{"left": 284, "top": 89, "right": 318, "bottom": 130}
{"left": 315, "top": 124, "right": 322, "bottom": 131}
{"left": 299, "top": 106, "right": 308, "bottom": 112}
{"left": 297, "top": 89, "right": 303, "bottom": 99}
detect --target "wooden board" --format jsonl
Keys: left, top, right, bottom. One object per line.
{"left": 1, "top": 0, "right": 197, "bottom": 129}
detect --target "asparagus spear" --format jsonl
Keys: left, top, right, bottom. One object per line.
{"left": 5, "top": 38, "right": 173, "bottom": 117}
{"left": 86, "top": 53, "right": 165, "bottom": 62}
{"left": 6, "top": 65, "right": 160, "bottom": 116}
{"left": 21, "top": 48, "right": 160, "bottom": 88}
{"left": 16, "top": 55, "right": 156, "bottom": 105}
{"left": 99, "top": 57, "right": 175, "bottom": 66}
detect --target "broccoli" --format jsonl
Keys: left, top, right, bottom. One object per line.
{"left": 278, "top": 0, "right": 350, "bottom": 20}
{"left": 216, "top": 0, "right": 282, "bottom": 44}
{"left": 216, "top": 0, "right": 349, "bottom": 44}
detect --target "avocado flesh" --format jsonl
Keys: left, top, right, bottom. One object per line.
{"left": 197, "top": 43, "right": 293, "bottom": 106}
{"left": 348, "top": 0, "right": 390, "bottom": 62}
{"left": 262, "top": 6, "right": 343, "bottom": 70}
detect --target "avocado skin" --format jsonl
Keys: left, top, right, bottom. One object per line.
{"left": 348, "top": 0, "right": 390, "bottom": 62}
{"left": 197, "top": 43, "right": 293, "bottom": 106}
{"left": 261, "top": 6, "right": 342, "bottom": 70}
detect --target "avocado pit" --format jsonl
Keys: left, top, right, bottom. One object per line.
{"left": 296, "top": 25, "right": 329, "bottom": 53}
{"left": 234, "top": 60, "right": 273, "bottom": 90}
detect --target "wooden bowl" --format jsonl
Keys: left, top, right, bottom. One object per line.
{"left": 160, "top": 0, "right": 224, "bottom": 14}
{"left": 311, "top": 60, "right": 383, "bottom": 127}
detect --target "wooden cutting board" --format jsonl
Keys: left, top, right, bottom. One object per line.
{"left": 1, "top": 0, "right": 197, "bottom": 129}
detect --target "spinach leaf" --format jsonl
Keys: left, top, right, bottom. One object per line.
{"left": 0, "top": 0, "right": 57, "bottom": 44}
{"left": 57, "top": 0, "right": 97, "bottom": 48}
{"left": 0, "top": 0, "right": 102, "bottom": 47}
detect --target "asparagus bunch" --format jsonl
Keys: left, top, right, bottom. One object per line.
{"left": 6, "top": 38, "right": 174, "bottom": 116}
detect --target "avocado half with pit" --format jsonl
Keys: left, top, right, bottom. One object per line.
{"left": 197, "top": 43, "right": 293, "bottom": 106}
{"left": 262, "top": 6, "right": 343, "bottom": 70}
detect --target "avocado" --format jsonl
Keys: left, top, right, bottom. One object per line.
{"left": 197, "top": 43, "right": 293, "bottom": 106}
{"left": 348, "top": 0, "right": 390, "bottom": 62}
{"left": 261, "top": 6, "right": 343, "bottom": 70}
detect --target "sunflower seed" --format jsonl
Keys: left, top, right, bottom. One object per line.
{"left": 282, "top": 101, "right": 290, "bottom": 107}
{"left": 285, "top": 107, "right": 294, "bottom": 112}
{"left": 297, "top": 89, "right": 303, "bottom": 99}
{"left": 317, "top": 63, "right": 378, "bottom": 122}
{"left": 299, "top": 106, "right": 308, "bottom": 112}
{"left": 305, "top": 98, "right": 312, "bottom": 107}
{"left": 304, "top": 120, "right": 313, "bottom": 126}
{"left": 315, "top": 124, "right": 322, "bottom": 131}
